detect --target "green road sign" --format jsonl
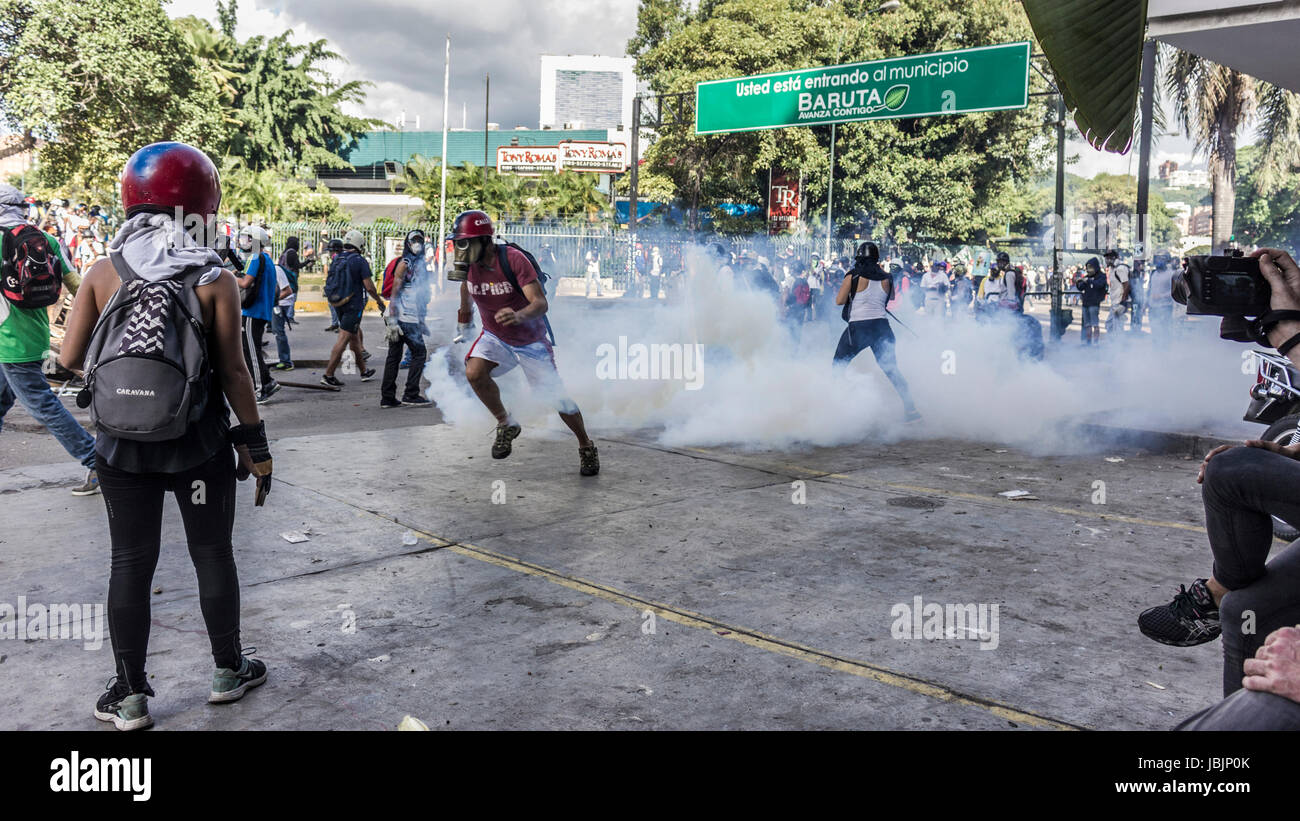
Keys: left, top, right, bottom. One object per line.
{"left": 695, "top": 41, "right": 1030, "bottom": 135}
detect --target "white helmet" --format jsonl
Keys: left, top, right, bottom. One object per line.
{"left": 343, "top": 229, "right": 364, "bottom": 250}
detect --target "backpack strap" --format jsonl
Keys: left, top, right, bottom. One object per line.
{"left": 496, "top": 244, "right": 556, "bottom": 345}
{"left": 841, "top": 272, "right": 860, "bottom": 323}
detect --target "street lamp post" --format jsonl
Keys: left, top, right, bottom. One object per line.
{"left": 825, "top": 1, "right": 901, "bottom": 261}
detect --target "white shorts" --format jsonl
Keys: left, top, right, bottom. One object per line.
{"left": 465, "top": 330, "right": 578, "bottom": 414}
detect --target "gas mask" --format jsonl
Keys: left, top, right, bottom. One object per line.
{"left": 449, "top": 237, "right": 487, "bottom": 282}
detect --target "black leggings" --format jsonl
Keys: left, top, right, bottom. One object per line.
{"left": 1200, "top": 446, "right": 1300, "bottom": 696}
{"left": 242, "top": 316, "right": 271, "bottom": 391}
{"left": 99, "top": 447, "right": 242, "bottom": 691}
{"left": 832, "top": 318, "right": 916, "bottom": 412}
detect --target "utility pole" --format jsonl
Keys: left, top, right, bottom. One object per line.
{"left": 627, "top": 95, "right": 642, "bottom": 287}
{"left": 437, "top": 35, "right": 451, "bottom": 274}
{"left": 483, "top": 74, "right": 490, "bottom": 203}
{"left": 1135, "top": 40, "right": 1157, "bottom": 273}
{"left": 1052, "top": 92, "right": 1066, "bottom": 340}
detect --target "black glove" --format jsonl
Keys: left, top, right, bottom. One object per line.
{"left": 229, "top": 421, "right": 273, "bottom": 505}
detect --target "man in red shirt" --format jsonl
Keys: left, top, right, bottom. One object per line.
{"left": 450, "top": 210, "right": 599, "bottom": 475}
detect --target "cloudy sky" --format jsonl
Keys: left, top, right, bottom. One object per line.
{"left": 165, "top": 0, "right": 1210, "bottom": 178}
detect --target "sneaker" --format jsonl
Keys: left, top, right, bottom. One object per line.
{"left": 380, "top": 397, "right": 403, "bottom": 409}
{"left": 71, "top": 469, "right": 100, "bottom": 496}
{"left": 94, "top": 677, "right": 155, "bottom": 731}
{"left": 323, "top": 324, "right": 339, "bottom": 333}
{"left": 209, "top": 649, "right": 268, "bottom": 704}
{"left": 273, "top": 362, "right": 295, "bottom": 371}
{"left": 579, "top": 444, "right": 600, "bottom": 476}
{"left": 256, "top": 381, "right": 281, "bottom": 404}
{"left": 1138, "top": 578, "right": 1222, "bottom": 647}
{"left": 320, "top": 375, "right": 344, "bottom": 388}
{"left": 362, "top": 350, "right": 372, "bottom": 361}
{"left": 402, "top": 395, "right": 431, "bottom": 406}
{"left": 492, "top": 423, "right": 522, "bottom": 459}
{"left": 399, "top": 356, "right": 412, "bottom": 369}
{"left": 360, "top": 368, "right": 377, "bottom": 382}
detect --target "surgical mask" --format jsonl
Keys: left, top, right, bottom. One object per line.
{"left": 410, "top": 242, "right": 424, "bottom": 255}
{"left": 449, "top": 237, "right": 485, "bottom": 281}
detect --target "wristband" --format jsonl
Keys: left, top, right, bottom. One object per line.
{"left": 1278, "top": 332, "right": 1300, "bottom": 358}
{"left": 229, "top": 421, "right": 268, "bottom": 451}
{"left": 1249, "top": 310, "right": 1300, "bottom": 344}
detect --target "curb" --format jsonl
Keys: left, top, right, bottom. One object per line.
{"left": 1063, "top": 422, "right": 1240, "bottom": 458}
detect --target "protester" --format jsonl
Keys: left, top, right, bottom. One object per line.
{"left": 1076, "top": 257, "right": 1107, "bottom": 345}
{"left": 381, "top": 230, "right": 432, "bottom": 408}
{"left": 236, "top": 226, "right": 281, "bottom": 403}
{"left": 0, "top": 183, "right": 98, "bottom": 495}
{"left": 1147, "top": 253, "right": 1176, "bottom": 343}
{"left": 949, "top": 263, "right": 973, "bottom": 318}
{"left": 1105, "top": 248, "right": 1131, "bottom": 335}
{"left": 272, "top": 236, "right": 301, "bottom": 371}
{"left": 451, "top": 210, "right": 599, "bottom": 475}
{"left": 920, "top": 261, "right": 948, "bottom": 322}
{"left": 833, "top": 242, "right": 920, "bottom": 422}
{"left": 321, "top": 230, "right": 382, "bottom": 388}
{"left": 59, "top": 141, "right": 272, "bottom": 731}
{"left": 1175, "top": 626, "right": 1300, "bottom": 730}
{"left": 584, "top": 248, "right": 603, "bottom": 298}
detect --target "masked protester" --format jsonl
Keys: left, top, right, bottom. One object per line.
{"left": 236, "top": 225, "right": 281, "bottom": 402}
{"left": 1076, "top": 257, "right": 1108, "bottom": 345}
{"left": 450, "top": 210, "right": 599, "bottom": 475}
{"left": 380, "top": 230, "right": 432, "bottom": 408}
{"left": 833, "top": 242, "right": 921, "bottom": 422}
{"left": 59, "top": 142, "right": 273, "bottom": 731}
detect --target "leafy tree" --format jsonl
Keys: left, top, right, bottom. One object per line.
{"left": 0, "top": 0, "right": 225, "bottom": 188}
{"left": 220, "top": 159, "right": 348, "bottom": 221}
{"left": 629, "top": 0, "right": 1053, "bottom": 240}
{"left": 1235, "top": 144, "right": 1300, "bottom": 251}
{"left": 1165, "top": 47, "right": 1300, "bottom": 253}
{"left": 401, "top": 155, "right": 609, "bottom": 223}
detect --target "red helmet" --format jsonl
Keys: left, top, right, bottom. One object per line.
{"left": 448, "top": 210, "right": 494, "bottom": 240}
{"left": 120, "top": 142, "right": 221, "bottom": 218}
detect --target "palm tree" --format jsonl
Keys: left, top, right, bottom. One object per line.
{"left": 1165, "top": 49, "right": 1300, "bottom": 252}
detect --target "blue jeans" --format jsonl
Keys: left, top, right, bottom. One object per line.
{"left": 0, "top": 360, "right": 96, "bottom": 469}
{"left": 272, "top": 304, "right": 294, "bottom": 366}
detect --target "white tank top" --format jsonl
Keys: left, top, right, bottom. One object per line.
{"left": 849, "top": 278, "right": 889, "bottom": 321}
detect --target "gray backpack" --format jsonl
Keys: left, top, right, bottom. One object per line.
{"left": 79, "top": 252, "right": 214, "bottom": 441}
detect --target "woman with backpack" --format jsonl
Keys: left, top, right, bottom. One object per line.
{"left": 380, "top": 230, "right": 432, "bottom": 408}
{"left": 833, "top": 242, "right": 921, "bottom": 423}
{"left": 59, "top": 142, "right": 273, "bottom": 731}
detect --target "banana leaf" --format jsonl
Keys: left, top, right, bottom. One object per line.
{"left": 1021, "top": 0, "right": 1148, "bottom": 154}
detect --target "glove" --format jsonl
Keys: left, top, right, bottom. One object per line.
{"left": 454, "top": 309, "right": 475, "bottom": 343}
{"left": 383, "top": 316, "right": 402, "bottom": 344}
{"left": 230, "top": 421, "right": 273, "bottom": 506}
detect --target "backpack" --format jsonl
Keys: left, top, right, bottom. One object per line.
{"left": 2, "top": 224, "right": 62, "bottom": 309}
{"left": 380, "top": 256, "right": 402, "bottom": 299}
{"left": 324, "top": 253, "right": 354, "bottom": 307}
{"left": 496, "top": 242, "right": 555, "bottom": 344}
{"left": 240, "top": 253, "right": 270, "bottom": 309}
{"left": 79, "top": 252, "right": 213, "bottom": 442}
{"left": 277, "top": 250, "right": 300, "bottom": 293}
{"left": 793, "top": 277, "right": 811, "bottom": 306}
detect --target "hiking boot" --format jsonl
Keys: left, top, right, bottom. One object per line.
{"left": 402, "top": 395, "right": 431, "bottom": 406}
{"left": 94, "top": 677, "right": 155, "bottom": 731}
{"left": 71, "top": 470, "right": 100, "bottom": 496}
{"left": 209, "top": 650, "right": 268, "bottom": 704}
{"left": 272, "top": 362, "right": 295, "bottom": 372}
{"left": 492, "top": 424, "right": 522, "bottom": 459}
{"left": 360, "top": 368, "right": 377, "bottom": 382}
{"left": 380, "top": 397, "right": 403, "bottom": 409}
{"left": 579, "top": 444, "right": 600, "bottom": 476}
{"left": 256, "top": 381, "right": 281, "bottom": 404}
{"left": 320, "top": 375, "right": 344, "bottom": 388}
{"left": 1138, "top": 578, "right": 1222, "bottom": 647}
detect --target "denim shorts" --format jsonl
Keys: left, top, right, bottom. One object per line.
{"left": 1082, "top": 305, "right": 1100, "bottom": 327}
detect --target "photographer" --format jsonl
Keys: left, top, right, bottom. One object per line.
{"left": 1139, "top": 248, "right": 1300, "bottom": 728}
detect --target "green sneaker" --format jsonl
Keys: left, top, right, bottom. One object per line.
{"left": 209, "top": 650, "right": 268, "bottom": 704}
{"left": 94, "top": 677, "right": 154, "bottom": 731}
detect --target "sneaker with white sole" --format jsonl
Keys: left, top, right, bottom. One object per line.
{"left": 94, "top": 677, "right": 155, "bottom": 731}
{"left": 71, "top": 470, "right": 100, "bottom": 496}
{"left": 209, "top": 649, "right": 268, "bottom": 704}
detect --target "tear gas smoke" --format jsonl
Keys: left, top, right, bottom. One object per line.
{"left": 423, "top": 242, "right": 1250, "bottom": 455}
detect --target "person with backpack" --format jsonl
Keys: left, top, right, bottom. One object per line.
{"left": 783, "top": 260, "right": 813, "bottom": 338}
{"left": 449, "top": 209, "right": 599, "bottom": 475}
{"left": 272, "top": 236, "right": 302, "bottom": 371}
{"left": 0, "top": 183, "right": 99, "bottom": 495}
{"left": 833, "top": 242, "right": 921, "bottom": 423}
{"left": 58, "top": 141, "right": 274, "bottom": 731}
{"left": 236, "top": 226, "right": 280, "bottom": 403}
{"left": 321, "top": 230, "right": 383, "bottom": 388}
{"left": 380, "top": 230, "right": 432, "bottom": 408}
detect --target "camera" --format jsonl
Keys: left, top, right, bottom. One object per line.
{"left": 1174, "top": 250, "right": 1270, "bottom": 317}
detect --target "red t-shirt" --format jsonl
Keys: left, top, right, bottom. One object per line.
{"left": 467, "top": 245, "right": 547, "bottom": 347}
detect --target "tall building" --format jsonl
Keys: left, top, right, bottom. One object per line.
{"left": 539, "top": 55, "right": 636, "bottom": 132}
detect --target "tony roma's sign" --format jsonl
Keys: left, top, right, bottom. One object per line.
{"left": 496, "top": 141, "right": 629, "bottom": 175}
{"left": 695, "top": 41, "right": 1030, "bottom": 134}
{"left": 496, "top": 146, "right": 561, "bottom": 175}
